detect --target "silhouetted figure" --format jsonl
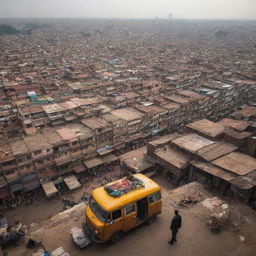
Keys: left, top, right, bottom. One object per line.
{"left": 168, "top": 210, "right": 182, "bottom": 245}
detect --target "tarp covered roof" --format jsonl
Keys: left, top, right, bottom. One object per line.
{"left": 42, "top": 182, "right": 58, "bottom": 197}
{"left": 63, "top": 175, "right": 81, "bottom": 190}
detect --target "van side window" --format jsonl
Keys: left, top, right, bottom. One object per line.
{"left": 125, "top": 204, "right": 135, "bottom": 215}
{"left": 112, "top": 209, "right": 121, "bottom": 220}
{"left": 149, "top": 191, "right": 161, "bottom": 203}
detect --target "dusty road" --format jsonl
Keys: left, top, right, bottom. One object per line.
{"left": 6, "top": 178, "right": 256, "bottom": 256}
{"left": 69, "top": 210, "right": 253, "bottom": 256}
{"left": 4, "top": 169, "right": 121, "bottom": 226}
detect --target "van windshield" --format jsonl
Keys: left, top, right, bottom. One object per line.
{"left": 89, "top": 196, "right": 108, "bottom": 222}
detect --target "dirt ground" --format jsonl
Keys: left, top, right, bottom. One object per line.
{"left": 3, "top": 175, "right": 256, "bottom": 256}
{"left": 4, "top": 169, "right": 121, "bottom": 226}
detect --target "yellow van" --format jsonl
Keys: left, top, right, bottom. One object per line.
{"left": 84, "top": 173, "right": 162, "bottom": 243}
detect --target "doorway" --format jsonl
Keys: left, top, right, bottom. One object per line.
{"left": 137, "top": 197, "right": 148, "bottom": 222}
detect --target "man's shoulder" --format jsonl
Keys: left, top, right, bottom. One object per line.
{"left": 174, "top": 215, "right": 181, "bottom": 222}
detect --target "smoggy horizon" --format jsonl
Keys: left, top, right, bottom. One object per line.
{"left": 0, "top": 0, "right": 256, "bottom": 20}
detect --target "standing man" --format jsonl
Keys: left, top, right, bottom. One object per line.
{"left": 168, "top": 210, "right": 182, "bottom": 244}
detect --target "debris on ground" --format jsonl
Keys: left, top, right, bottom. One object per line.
{"left": 26, "top": 238, "right": 42, "bottom": 249}
{"left": 11, "top": 221, "right": 28, "bottom": 235}
{"left": 240, "top": 235, "right": 245, "bottom": 242}
{"left": 80, "top": 192, "right": 90, "bottom": 202}
{"left": 0, "top": 216, "right": 8, "bottom": 229}
{"left": 178, "top": 196, "right": 198, "bottom": 207}
{"left": 0, "top": 220, "right": 27, "bottom": 247}
{"left": 62, "top": 198, "right": 76, "bottom": 210}
{"left": 168, "top": 182, "right": 209, "bottom": 206}
{"left": 201, "top": 197, "right": 229, "bottom": 232}
{"left": 70, "top": 227, "right": 91, "bottom": 248}
{"left": 0, "top": 231, "right": 24, "bottom": 247}
{"left": 32, "top": 248, "right": 50, "bottom": 256}
{"left": 51, "top": 247, "right": 70, "bottom": 256}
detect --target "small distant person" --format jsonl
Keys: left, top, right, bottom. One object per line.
{"left": 168, "top": 210, "right": 182, "bottom": 245}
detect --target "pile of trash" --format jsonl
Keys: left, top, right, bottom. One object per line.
{"left": 178, "top": 196, "right": 198, "bottom": 207}
{"left": 201, "top": 197, "right": 229, "bottom": 232}
{"left": 104, "top": 175, "right": 144, "bottom": 198}
{"left": 51, "top": 247, "right": 70, "bottom": 256}
{"left": 70, "top": 227, "right": 91, "bottom": 248}
{"left": 62, "top": 198, "right": 76, "bottom": 210}
{"left": 32, "top": 248, "right": 49, "bottom": 256}
{"left": 32, "top": 247, "right": 70, "bottom": 256}
{"left": 0, "top": 219, "right": 28, "bottom": 247}
{"left": 80, "top": 193, "right": 90, "bottom": 202}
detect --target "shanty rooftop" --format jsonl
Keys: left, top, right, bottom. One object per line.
{"left": 0, "top": 144, "right": 14, "bottom": 163}
{"left": 98, "top": 104, "right": 113, "bottom": 114}
{"left": 122, "top": 92, "right": 140, "bottom": 99}
{"left": 19, "top": 106, "right": 44, "bottom": 115}
{"left": 64, "top": 123, "right": 93, "bottom": 139}
{"left": 230, "top": 176, "right": 256, "bottom": 190}
{"left": 172, "top": 133, "right": 214, "bottom": 154}
{"left": 212, "top": 152, "right": 256, "bottom": 176}
{"left": 102, "top": 112, "right": 125, "bottom": 123}
{"left": 135, "top": 104, "right": 167, "bottom": 115}
{"left": 232, "top": 105, "right": 256, "bottom": 119}
{"left": 164, "top": 95, "right": 189, "bottom": 104}
{"left": 203, "top": 81, "right": 233, "bottom": 90}
{"left": 111, "top": 107, "right": 144, "bottom": 121}
{"left": 81, "top": 117, "right": 109, "bottom": 129}
{"left": 224, "top": 129, "right": 252, "bottom": 140}
{"left": 162, "top": 103, "right": 180, "bottom": 111}
{"left": 218, "top": 118, "right": 249, "bottom": 132}
{"left": 153, "top": 96, "right": 168, "bottom": 105}
{"left": 148, "top": 133, "right": 181, "bottom": 147}
{"left": 119, "top": 146, "right": 153, "bottom": 172}
{"left": 11, "top": 140, "right": 29, "bottom": 156}
{"left": 58, "top": 101, "right": 77, "bottom": 110}
{"left": 154, "top": 145, "right": 190, "bottom": 169}
{"left": 70, "top": 97, "right": 102, "bottom": 107}
{"left": 191, "top": 161, "right": 236, "bottom": 182}
{"left": 197, "top": 141, "right": 238, "bottom": 161}
{"left": 42, "top": 103, "right": 64, "bottom": 114}
{"left": 177, "top": 90, "right": 204, "bottom": 100}
{"left": 24, "top": 134, "right": 52, "bottom": 151}
{"left": 43, "top": 129, "right": 65, "bottom": 146}
{"left": 186, "top": 119, "right": 225, "bottom": 139}
{"left": 56, "top": 128, "right": 78, "bottom": 141}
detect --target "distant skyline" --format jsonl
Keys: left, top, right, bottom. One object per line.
{"left": 0, "top": 0, "right": 256, "bottom": 20}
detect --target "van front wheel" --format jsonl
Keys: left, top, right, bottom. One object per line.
{"left": 110, "top": 231, "right": 123, "bottom": 244}
{"left": 146, "top": 215, "right": 156, "bottom": 225}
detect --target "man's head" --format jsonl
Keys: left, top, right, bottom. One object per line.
{"left": 175, "top": 210, "right": 179, "bottom": 215}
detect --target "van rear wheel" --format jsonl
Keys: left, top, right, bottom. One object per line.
{"left": 110, "top": 231, "right": 123, "bottom": 244}
{"left": 146, "top": 215, "right": 156, "bottom": 225}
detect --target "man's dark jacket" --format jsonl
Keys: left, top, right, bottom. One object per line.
{"left": 170, "top": 214, "right": 182, "bottom": 230}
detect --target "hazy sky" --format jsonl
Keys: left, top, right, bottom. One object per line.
{"left": 0, "top": 0, "right": 256, "bottom": 19}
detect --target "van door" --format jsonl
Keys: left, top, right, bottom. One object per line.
{"left": 123, "top": 203, "right": 137, "bottom": 231}
{"left": 104, "top": 209, "right": 123, "bottom": 241}
{"left": 137, "top": 198, "right": 148, "bottom": 222}
{"left": 148, "top": 191, "right": 162, "bottom": 216}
